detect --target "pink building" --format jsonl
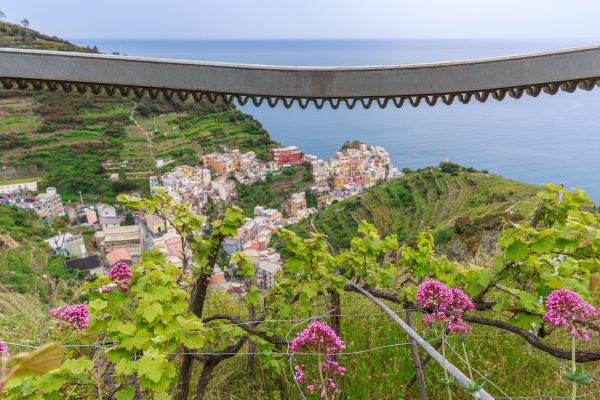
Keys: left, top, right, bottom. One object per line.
{"left": 85, "top": 209, "right": 98, "bottom": 225}
{"left": 106, "top": 248, "right": 132, "bottom": 266}
{"left": 166, "top": 236, "right": 183, "bottom": 257}
{"left": 270, "top": 146, "right": 303, "bottom": 166}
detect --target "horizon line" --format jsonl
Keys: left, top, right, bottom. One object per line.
{"left": 67, "top": 37, "right": 600, "bottom": 42}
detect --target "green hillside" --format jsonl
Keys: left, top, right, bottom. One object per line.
{"left": 0, "top": 21, "right": 277, "bottom": 203}
{"left": 0, "top": 205, "right": 74, "bottom": 306}
{"left": 0, "top": 21, "right": 97, "bottom": 52}
{"left": 235, "top": 163, "right": 312, "bottom": 215}
{"left": 291, "top": 167, "right": 540, "bottom": 251}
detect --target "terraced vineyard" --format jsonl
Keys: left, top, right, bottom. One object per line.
{"left": 135, "top": 109, "right": 277, "bottom": 165}
{"left": 0, "top": 92, "right": 276, "bottom": 202}
{"left": 292, "top": 168, "right": 540, "bottom": 250}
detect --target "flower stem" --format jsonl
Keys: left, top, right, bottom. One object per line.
{"left": 60, "top": 329, "right": 73, "bottom": 344}
{"left": 572, "top": 336, "right": 577, "bottom": 400}
{"left": 442, "top": 331, "right": 453, "bottom": 400}
{"left": 317, "top": 346, "right": 328, "bottom": 400}
{"left": 461, "top": 339, "right": 475, "bottom": 384}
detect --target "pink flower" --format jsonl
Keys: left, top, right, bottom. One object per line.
{"left": 290, "top": 321, "right": 345, "bottom": 398}
{"left": 50, "top": 304, "right": 89, "bottom": 331}
{"left": 108, "top": 262, "right": 132, "bottom": 286}
{"left": 0, "top": 341, "right": 10, "bottom": 358}
{"left": 321, "top": 359, "right": 346, "bottom": 376}
{"left": 326, "top": 378, "right": 336, "bottom": 390}
{"left": 289, "top": 320, "right": 345, "bottom": 354}
{"left": 122, "top": 285, "right": 130, "bottom": 293}
{"left": 543, "top": 289, "right": 598, "bottom": 341}
{"left": 445, "top": 287, "right": 475, "bottom": 333}
{"left": 416, "top": 280, "right": 474, "bottom": 333}
{"left": 294, "top": 365, "right": 306, "bottom": 383}
{"left": 101, "top": 285, "right": 112, "bottom": 293}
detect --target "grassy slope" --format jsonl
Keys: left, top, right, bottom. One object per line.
{"left": 0, "top": 21, "right": 277, "bottom": 203}
{"left": 200, "top": 294, "right": 600, "bottom": 400}
{"left": 291, "top": 168, "right": 539, "bottom": 250}
{"left": 0, "top": 204, "right": 74, "bottom": 313}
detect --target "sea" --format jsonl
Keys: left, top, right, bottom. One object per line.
{"left": 72, "top": 39, "right": 600, "bottom": 201}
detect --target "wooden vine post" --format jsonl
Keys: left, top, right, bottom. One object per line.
{"left": 405, "top": 309, "right": 428, "bottom": 400}
{"left": 350, "top": 283, "right": 495, "bottom": 400}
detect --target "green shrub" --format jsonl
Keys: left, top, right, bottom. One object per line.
{"left": 434, "top": 227, "right": 455, "bottom": 244}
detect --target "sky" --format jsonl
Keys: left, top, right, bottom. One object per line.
{"left": 1, "top": 0, "right": 600, "bottom": 40}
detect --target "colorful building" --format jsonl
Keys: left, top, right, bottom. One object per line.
{"left": 269, "top": 146, "right": 303, "bottom": 166}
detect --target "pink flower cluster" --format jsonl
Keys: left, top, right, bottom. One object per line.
{"left": 50, "top": 304, "right": 89, "bottom": 331}
{"left": 0, "top": 341, "right": 10, "bottom": 358}
{"left": 290, "top": 321, "right": 346, "bottom": 399}
{"left": 543, "top": 289, "right": 599, "bottom": 341}
{"left": 106, "top": 262, "right": 132, "bottom": 293}
{"left": 290, "top": 320, "right": 345, "bottom": 354}
{"left": 416, "top": 280, "right": 474, "bottom": 333}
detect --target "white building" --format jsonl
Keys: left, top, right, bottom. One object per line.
{"left": 0, "top": 180, "right": 38, "bottom": 194}
{"left": 162, "top": 169, "right": 190, "bottom": 190}
{"left": 223, "top": 236, "right": 243, "bottom": 255}
{"left": 149, "top": 176, "right": 161, "bottom": 192}
{"left": 45, "top": 232, "right": 87, "bottom": 258}
{"left": 255, "top": 261, "right": 283, "bottom": 289}
{"left": 95, "top": 224, "right": 145, "bottom": 258}
{"left": 35, "top": 187, "right": 65, "bottom": 220}
{"left": 97, "top": 204, "right": 117, "bottom": 218}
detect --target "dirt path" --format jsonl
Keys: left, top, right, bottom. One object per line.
{"left": 129, "top": 106, "right": 157, "bottom": 167}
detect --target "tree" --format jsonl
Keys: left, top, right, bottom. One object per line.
{"left": 121, "top": 213, "right": 135, "bottom": 226}
{"left": 20, "top": 18, "right": 29, "bottom": 27}
{"left": 305, "top": 189, "right": 318, "bottom": 208}
{"left": 0, "top": 10, "right": 6, "bottom": 20}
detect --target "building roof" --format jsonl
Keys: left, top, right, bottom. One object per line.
{"left": 243, "top": 240, "right": 260, "bottom": 250}
{"left": 102, "top": 225, "right": 143, "bottom": 242}
{"left": 98, "top": 204, "right": 116, "bottom": 213}
{"left": 45, "top": 232, "right": 76, "bottom": 250}
{"left": 270, "top": 146, "right": 299, "bottom": 152}
{"left": 99, "top": 215, "right": 122, "bottom": 226}
{"left": 256, "top": 261, "right": 283, "bottom": 274}
{"left": 106, "top": 248, "right": 132, "bottom": 266}
{"left": 65, "top": 255, "right": 103, "bottom": 271}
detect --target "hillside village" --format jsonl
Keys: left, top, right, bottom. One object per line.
{"left": 0, "top": 141, "right": 399, "bottom": 294}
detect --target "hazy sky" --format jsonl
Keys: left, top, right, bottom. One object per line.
{"left": 1, "top": 0, "right": 600, "bottom": 40}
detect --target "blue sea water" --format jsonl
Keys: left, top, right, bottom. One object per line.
{"left": 73, "top": 39, "right": 600, "bottom": 201}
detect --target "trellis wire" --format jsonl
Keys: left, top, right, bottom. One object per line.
{"left": 2, "top": 341, "right": 108, "bottom": 349}
{"left": 443, "top": 336, "right": 512, "bottom": 399}
{"left": 3, "top": 334, "right": 507, "bottom": 356}
{"left": 192, "top": 311, "right": 389, "bottom": 334}
{"left": 5, "top": 309, "right": 600, "bottom": 399}
{"left": 351, "top": 282, "right": 495, "bottom": 400}
{"left": 444, "top": 330, "right": 600, "bottom": 400}
{"left": 285, "top": 311, "right": 326, "bottom": 400}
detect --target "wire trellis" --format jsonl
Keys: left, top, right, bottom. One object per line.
{"left": 4, "top": 309, "right": 600, "bottom": 400}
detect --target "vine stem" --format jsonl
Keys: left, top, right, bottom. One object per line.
{"left": 572, "top": 336, "right": 577, "bottom": 400}
{"left": 442, "top": 331, "right": 453, "bottom": 400}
